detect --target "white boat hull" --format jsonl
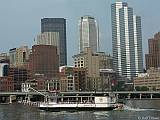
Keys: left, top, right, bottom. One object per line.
{"left": 38, "top": 102, "right": 116, "bottom": 111}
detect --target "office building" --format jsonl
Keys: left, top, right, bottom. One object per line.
{"left": 145, "top": 32, "right": 160, "bottom": 70}
{"left": 36, "top": 32, "right": 60, "bottom": 55}
{"left": 79, "top": 16, "right": 99, "bottom": 53}
{"left": 41, "top": 18, "right": 67, "bottom": 66}
{"left": 29, "top": 45, "right": 59, "bottom": 79}
{"left": 73, "top": 48, "right": 113, "bottom": 91}
{"left": 9, "top": 46, "right": 30, "bottom": 68}
{"left": 111, "top": 2, "right": 143, "bottom": 80}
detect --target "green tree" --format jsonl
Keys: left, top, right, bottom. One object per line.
{"left": 141, "top": 86, "right": 149, "bottom": 91}
{"left": 135, "top": 86, "right": 141, "bottom": 91}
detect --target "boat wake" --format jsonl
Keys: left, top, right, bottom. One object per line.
{"left": 124, "top": 105, "right": 160, "bottom": 112}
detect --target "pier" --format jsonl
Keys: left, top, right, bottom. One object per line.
{"left": 0, "top": 91, "right": 160, "bottom": 103}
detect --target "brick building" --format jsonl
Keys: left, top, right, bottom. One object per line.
{"left": 59, "top": 66, "right": 86, "bottom": 92}
{"left": 29, "top": 45, "right": 59, "bottom": 79}
{"left": 0, "top": 77, "right": 14, "bottom": 92}
{"left": 8, "top": 68, "right": 30, "bottom": 91}
{"left": 145, "top": 32, "right": 160, "bottom": 70}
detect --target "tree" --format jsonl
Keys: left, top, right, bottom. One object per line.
{"left": 135, "top": 86, "right": 149, "bottom": 91}
{"left": 141, "top": 86, "right": 149, "bottom": 91}
{"left": 135, "top": 86, "right": 141, "bottom": 91}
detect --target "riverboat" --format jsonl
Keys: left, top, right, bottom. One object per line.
{"left": 38, "top": 93, "right": 119, "bottom": 111}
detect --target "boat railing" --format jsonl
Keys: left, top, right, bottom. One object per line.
{"left": 58, "top": 101, "right": 95, "bottom": 104}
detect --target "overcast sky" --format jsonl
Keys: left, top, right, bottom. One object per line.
{"left": 0, "top": 0, "right": 160, "bottom": 65}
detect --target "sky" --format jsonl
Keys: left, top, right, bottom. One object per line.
{"left": 0, "top": 0, "right": 160, "bottom": 65}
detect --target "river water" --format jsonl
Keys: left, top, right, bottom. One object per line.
{"left": 0, "top": 100, "right": 160, "bottom": 120}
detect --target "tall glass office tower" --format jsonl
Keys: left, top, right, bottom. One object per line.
{"left": 111, "top": 2, "right": 143, "bottom": 80}
{"left": 79, "top": 16, "right": 99, "bottom": 53}
{"left": 41, "top": 18, "right": 67, "bottom": 66}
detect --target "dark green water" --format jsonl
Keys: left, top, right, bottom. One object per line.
{"left": 0, "top": 100, "right": 160, "bottom": 120}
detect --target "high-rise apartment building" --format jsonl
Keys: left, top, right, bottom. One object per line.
{"left": 41, "top": 18, "right": 67, "bottom": 66}
{"left": 145, "top": 32, "right": 160, "bottom": 70}
{"left": 79, "top": 16, "right": 99, "bottom": 53}
{"left": 133, "top": 15, "right": 143, "bottom": 76}
{"left": 111, "top": 2, "right": 143, "bottom": 80}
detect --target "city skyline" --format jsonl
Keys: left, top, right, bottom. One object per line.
{"left": 0, "top": 0, "right": 160, "bottom": 65}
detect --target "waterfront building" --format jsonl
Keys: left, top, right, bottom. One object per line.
{"left": 111, "top": 2, "right": 143, "bottom": 80}
{"left": 8, "top": 67, "right": 30, "bottom": 91}
{"left": 46, "top": 79, "right": 60, "bottom": 91}
{"left": 21, "top": 73, "right": 60, "bottom": 92}
{"left": 9, "top": 46, "right": 30, "bottom": 68}
{"left": 79, "top": 15, "right": 99, "bottom": 53}
{"left": 41, "top": 18, "right": 67, "bottom": 66}
{"left": 134, "top": 68, "right": 160, "bottom": 90}
{"left": 21, "top": 79, "right": 59, "bottom": 92}
{"left": 0, "top": 77, "right": 14, "bottom": 92}
{"left": 145, "top": 32, "right": 160, "bottom": 70}
{"left": 59, "top": 66, "right": 86, "bottom": 92}
{"left": 29, "top": 45, "right": 59, "bottom": 79}
{"left": 99, "top": 69, "right": 117, "bottom": 91}
{"left": 73, "top": 47, "right": 113, "bottom": 91}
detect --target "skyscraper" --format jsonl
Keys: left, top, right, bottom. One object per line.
{"left": 29, "top": 45, "right": 59, "bottom": 79}
{"left": 37, "top": 32, "right": 60, "bottom": 55}
{"left": 79, "top": 16, "right": 99, "bottom": 53}
{"left": 41, "top": 18, "right": 67, "bottom": 66}
{"left": 133, "top": 15, "right": 143, "bottom": 75}
{"left": 111, "top": 2, "right": 143, "bottom": 80}
{"left": 145, "top": 32, "right": 160, "bottom": 70}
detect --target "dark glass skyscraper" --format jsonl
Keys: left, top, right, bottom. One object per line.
{"left": 41, "top": 18, "right": 67, "bottom": 66}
